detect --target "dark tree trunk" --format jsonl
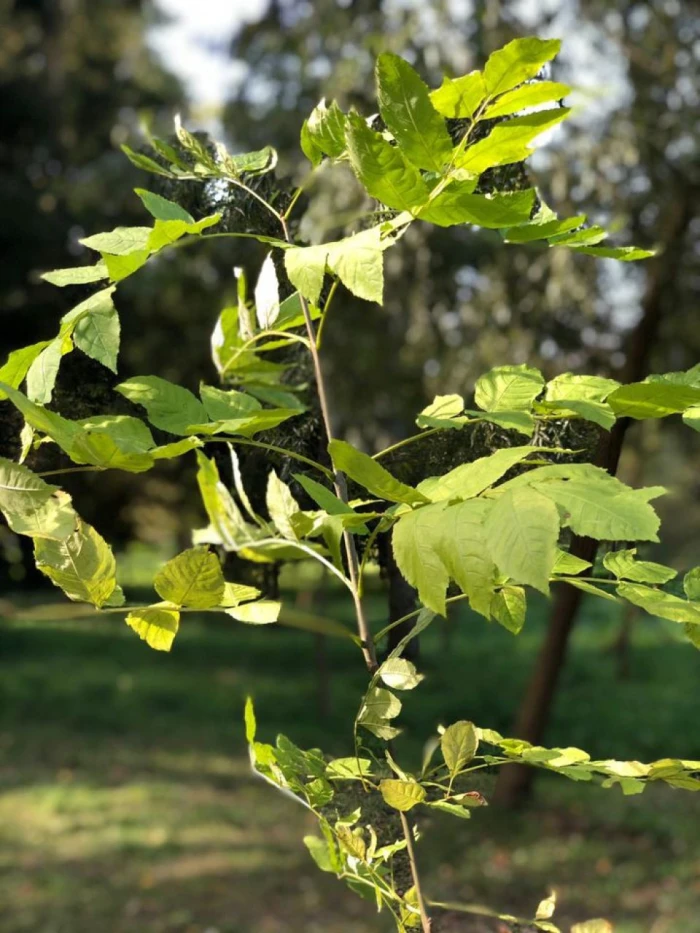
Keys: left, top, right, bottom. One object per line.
{"left": 494, "top": 188, "right": 697, "bottom": 807}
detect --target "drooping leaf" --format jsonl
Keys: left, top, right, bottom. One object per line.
{"left": 254, "top": 253, "right": 280, "bottom": 329}
{"left": 73, "top": 304, "right": 120, "bottom": 372}
{"left": 483, "top": 38, "right": 561, "bottom": 97}
{"left": 195, "top": 451, "right": 257, "bottom": 552}
{"left": 266, "top": 470, "right": 299, "bottom": 539}
{"left": 491, "top": 585, "right": 526, "bottom": 634}
{"left": 26, "top": 339, "right": 66, "bottom": 404}
{"left": 376, "top": 52, "right": 453, "bottom": 172}
{"left": 345, "top": 112, "right": 430, "bottom": 212}
{"left": 551, "top": 548, "right": 592, "bottom": 576}
{"left": 603, "top": 548, "right": 676, "bottom": 585}
{"left": 379, "top": 779, "right": 426, "bottom": 812}
{"left": 34, "top": 518, "right": 118, "bottom": 607}
{"left": 0, "top": 342, "right": 51, "bottom": 399}
{"left": 329, "top": 439, "right": 427, "bottom": 505}
{"left": 126, "top": 604, "right": 180, "bottom": 651}
{"left": 616, "top": 583, "right": 700, "bottom": 625}
{"left": 475, "top": 364, "right": 544, "bottom": 411}
{"left": 419, "top": 185, "right": 536, "bottom": 228}
{"left": 483, "top": 486, "right": 560, "bottom": 593}
{"left": 153, "top": 545, "right": 225, "bottom": 608}
{"left": 441, "top": 721, "right": 479, "bottom": 774}
{"left": 358, "top": 686, "right": 402, "bottom": 740}
{"left": 0, "top": 382, "right": 82, "bottom": 453}
{"left": 117, "top": 375, "right": 208, "bottom": 435}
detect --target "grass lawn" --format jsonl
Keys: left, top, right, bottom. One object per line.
{"left": 1, "top": 584, "right": 699, "bottom": 932}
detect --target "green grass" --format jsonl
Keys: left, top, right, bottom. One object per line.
{"left": 1, "top": 587, "right": 699, "bottom": 932}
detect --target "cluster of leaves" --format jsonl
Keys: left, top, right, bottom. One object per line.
{"left": 1, "top": 34, "right": 699, "bottom": 933}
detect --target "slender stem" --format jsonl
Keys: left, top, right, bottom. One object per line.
{"left": 315, "top": 277, "right": 339, "bottom": 350}
{"left": 372, "top": 426, "right": 447, "bottom": 461}
{"left": 278, "top": 214, "right": 377, "bottom": 673}
{"left": 38, "top": 466, "right": 104, "bottom": 477}
{"left": 203, "top": 437, "right": 333, "bottom": 480}
{"left": 399, "top": 811, "right": 432, "bottom": 933}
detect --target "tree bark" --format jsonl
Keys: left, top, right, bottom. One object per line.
{"left": 494, "top": 188, "right": 696, "bottom": 807}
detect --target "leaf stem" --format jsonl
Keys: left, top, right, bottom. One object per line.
{"left": 203, "top": 437, "right": 333, "bottom": 480}
{"left": 315, "top": 278, "right": 339, "bottom": 350}
{"left": 372, "top": 426, "right": 446, "bottom": 461}
{"left": 38, "top": 466, "right": 104, "bottom": 477}
{"left": 399, "top": 810, "right": 432, "bottom": 933}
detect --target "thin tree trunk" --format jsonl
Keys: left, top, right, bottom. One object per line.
{"left": 494, "top": 189, "right": 696, "bottom": 807}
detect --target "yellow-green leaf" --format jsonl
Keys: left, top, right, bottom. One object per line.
{"left": 379, "top": 779, "right": 426, "bottom": 812}
{"left": 153, "top": 545, "right": 225, "bottom": 608}
{"left": 126, "top": 604, "right": 180, "bottom": 651}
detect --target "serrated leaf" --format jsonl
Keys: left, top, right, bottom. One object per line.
{"left": 603, "top": 548, "right": 676, "bottom": 584}
{"left": 153, "top": 546, "right": 225, "bottom": 608}
{"left": 430, "top": 71, "right": 486, "bottom": 119}
{"left": 608, "top": 382, "right": 700, "bottom": 418}
{"left": 455, "top": 108, "right": 570, "bottom": 175}
{"left": 376, "top": 53, "right": 453, "bottom": 172}
{"left": 345, "top": 112, "right": 430, "bottom": 212}
{"left": 484, "top": 81, "right": 571, "bottom": 118}
{"left": 475, "top": 364, "right": 544, "bottom": 411}
{"left": 418, "top": 445, "right": 540, "bottom": 502}
{"left": 536, "top": 477, "right": 662, "bottom": 542}
{"left": 491, "top": 585, "right": 526, "bottom": 634}
{"left": 80, "top": 226, "right": 152, "bottom": 255}
{"left": 329, "top": 439, "right": 427, "bottom": 505}
{"left": 26, "top": 338, "right": 65, "bottom": 404}
{"left": 41, "top": 263, "right": 109, "bottom": 287}
{"left": 379, "top": 779, "right": 426, "bottom": 811}
{"left": 34, "top": 518, "right": 117, "bottom": 607}
{"left": 379, "top": 658, "right": 424, "bottom": 691}
{"left": 419, "top": 185, "right": 536, "bottom": 228}
{"left": 117, "top": 375, "right": 208, "bottom": 435}
{"left": 441, "top": 721, "right": 478, "bottom": 774}
{"left": 0, "top": 457, "right": 55, "bottom": 513}
{"left": 135, "top": 188, "right": 194, "bottom": 222}
{"left": 484, "top": 486, "right": 559, "bottom": 593}
{"left": 392, "top": 502, "right": 450, "bottom": 615}
{"left": 227, "top": 600, "right": 281, "bottom": 624}
{"left": 300, "top": 98, "right": 347, "bottom": 165}
{"left": 73, "top": 305, "right": 120, "bottom": 372}
{"left": 617, "top": 583, "right": 700, "bottom": 624}
{"left": 483, "top": 38, "right": 561, "bottom": 96}
{"left": 126, "top": 604, "right": 180, "bottom": 651}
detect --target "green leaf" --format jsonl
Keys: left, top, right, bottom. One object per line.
{"left": 548, "top": 226, "right": 608, "bottom": 247}
{"left": 150, "top": 437, "right": 202, "bottom": 460}
{"left": 117, "top": 375, "right": 208, "bottom": 435}
{"left": 504, "top": 214, "right": 587, "bottom": 244}
{"left": 418, "top": 445, "right": 540, "bottom": 502}
{"left": 73, "top": 304, "right": 120, "bottom": 372}
{"left": 475, "top": 363, "right": 544, "bottom": 411}
{"left": 200, "top": 384, "right": 261, "bottom": 420}
{"left": 358, "top": 686, "right": 402, "bottom": 740}
{"left": 0, "top": 342, "right": 51, "bottom": 399}
{"left": 68, "top": 430, "right": 154, "bottom": 473}
{"left": 379, "top": 658, "right": 424, "bottom": 691}
{"left": 392, "top": 502, "right": 450, "bottom": 615}
{"left": 134, "top": 188, "right": 194, "bottom": 223}
{"left": 455, "top": 108, "right": 570, "bottom": 175}
{"left": 220, "top": 581, "right": 261, "bottom": 607}
{"left": 535, "top": 477, "right": 662, "bottom": 542}
{"left": 483, "top": 38, "right": 561, "bottom": 97}
{"left": 546, "top": 373, "right": 620, "bottom": 404}
{"left": 147, "top": 214, "right": 220, "bottom": 252}
{"left": 195, "top": 408, "right": 300, "bottom": 438}
{"left": 293, "top": 473, "right": 358, "bottom": 517}
{"left": 80, "top": 226, "right": 152, "bottom": 255}
{"left": 603, "top": 548, "right": 676, "bottom": 585}
{"left": 570, "top": 922, "right": 614, "bottom": 933}
{"left": 484, "top": 81, "right": 571, "bottom": 118}
{"left": 376, "top": 53, "right": 453, "bottom": 173}
{"left": 326, "top": 758, "right": 375, "bottom": 779}
{"left": 491, "top": 585, "right": 526, "bottom": 634}
{"left": 102, "top": 250, "right": 149, "bottom": 282}
{"left": 558, "top": 578, "right": 619, "bottom": 603}
{"left": 537, "top": 398, "right": 615, "bottom": 431}
{"left": 552, "top": 548, "right": 592, "bottom": 576}
{"left": 683, "top": 406, "right": 700, "bottom": 432}
{"left": 227, "top": 600, "right": 282, "bottom": 624}
{"left": 0, "top": 458, "right": 77, "bottom": 541}
{"left": 441, "top": 721, "right": 478, "bottom": 774}
{"left": 216, "top": 144, "right": 278, "bottom": 177}
{"left": 607, "top": 382, "right": 700, "bottom": 419}
{"left": 683, "top": 568, "right": 700, "bottom": 601}
{"left": 121, "top": 144, "right": 175, "bottom": 177}
{"left": 126, "top": 604, "right": 180, "bottom": 651}
{"left": 430, "top": 71, "right": 487, "bottom": 119}
{"left": 300, "top": 98, "right": 347, "bottom": 165}
{"left": 303, "top": 834, "right": 338, "bottom": 873}
{"left": 467, "top": 408, "right": 536, "bottom": 436}
{"left": 329, "top": 439, "right": 427, "bottom": 505}
{"left": 0, "top": 457, "right": 54, "bottom": 512}
{"left": 427, "top": 799, "right": 473, "bottom": 820}
{"left": 0, "top": 382, "right": 81, "bottom": 453}
{"left": 244, "top": 696, "right": 257, "bottom": 744}
{"left": 345, "top": 112, "right": 430, "bottom": 212}
{"left": 484, "top": 486, "right": 560, "bottom": 593}
{"left": 266, "top": 470, "right": 299, "bottom": 539}
{"left": 153, "top": 546, "right": 225, "bottom": 608}
{"left": 571, "top": 245, "right": 655, "bottom": 261}
{"left": 617, "top": 583, "right": 700, "bottom": 624}
{"left": 419, "top": 185, "right": 536, "bottom": 228}
{"left": 195, "top": 451, "right": 256, "bottom": 552}
{"left": 416, "top": 393, "right": 465, "bottom": 428}
{"left": 77, "top": 415, "right": 155, "bottom": 453}
{"left": 34, "top": 518, "right": 118, "bottom": 607}
{"left": 26, "top": 339, "right": 66, "bottom": 404}
{"left": 379, "top": 779, "right": 426, "bottom": 812}
{"left": 41, "top": 263, "right": 109, "bottom": 287}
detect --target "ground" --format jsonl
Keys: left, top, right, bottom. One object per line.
{"left": 1, "top": 582, "right": 699, "bottom": 932}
